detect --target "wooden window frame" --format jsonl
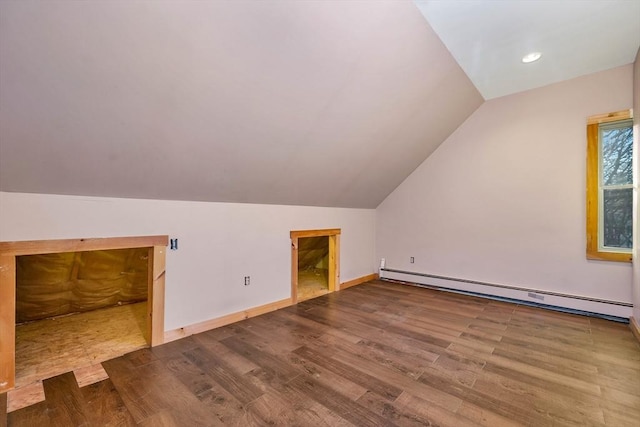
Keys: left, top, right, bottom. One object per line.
{"left": 586, "top": 110, "right": 633, "bottom": 262}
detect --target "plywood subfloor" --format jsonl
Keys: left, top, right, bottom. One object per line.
{"left": 14, "top": 302, "right": 147, "bottom": 390}
{"left": 297, "top": 268, "right": 328, "bottom": 302}
{"left": 7, "top": 280, "right": 640, "bottom": 426}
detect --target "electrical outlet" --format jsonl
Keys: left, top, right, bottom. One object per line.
{"left": 410, "top": 257, "right": 414, "bottom": 263}
{"left": 244, "top": 276, "right": 250, "bottom": 286}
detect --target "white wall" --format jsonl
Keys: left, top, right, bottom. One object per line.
{"left": 377, "top": 65, "right": 634, "bottom": 313}
{"left": 0, "top": 192, "right": 376, "bottom": 331}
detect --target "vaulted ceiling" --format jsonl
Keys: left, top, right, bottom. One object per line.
{"left": 0, "top": 0, "right": 482, "bottom": 208}
{"left": 416, "top": 0, "right": 640, "bottom": 99}
{"left": 1, "top": 1, "right": 638, "bottom": 209}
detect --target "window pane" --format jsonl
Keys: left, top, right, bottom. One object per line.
{"left": 601, "top": 124, "right": 633, "bottom": 186}
{"left": 602, "top": 188, "right": 632, "bottom": 248}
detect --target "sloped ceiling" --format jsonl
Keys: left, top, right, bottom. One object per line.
{"left": 0, "top": 0, "right": 483, "bottom": 208}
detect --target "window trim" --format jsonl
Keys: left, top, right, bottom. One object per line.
{"left": 586, "top": 109, "right": 633, "bottom": 262}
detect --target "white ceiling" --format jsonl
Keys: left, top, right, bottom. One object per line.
{"left": 415, "top": 0, "right": 640, "bottom": 99}
{"left": 0, "top": 1, "right": 482, "bottom": 208}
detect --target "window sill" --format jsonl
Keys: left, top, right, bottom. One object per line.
{"left": 586, "top": 251, "right": 632, "bottom": 263}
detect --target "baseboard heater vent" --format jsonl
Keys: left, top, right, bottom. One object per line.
{"left": 380, "top": 268, "right": 631, "bottom": 323}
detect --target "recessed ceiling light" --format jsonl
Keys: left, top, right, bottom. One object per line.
{"left": 522, "top": 52, "right": 542, "bottom": 63}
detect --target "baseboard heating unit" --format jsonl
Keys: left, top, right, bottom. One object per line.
{"left": 380, "top": 268, "right": 632, "bottom": 323}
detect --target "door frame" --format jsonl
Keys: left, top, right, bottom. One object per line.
{"left": 290, "top": 229, "right": 340, "bottom": 304}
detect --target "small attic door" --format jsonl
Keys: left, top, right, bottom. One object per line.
{"left": 290, "top": 229, "right": 340, "bottom": 303}
{"left": 0, "top": 235, "right": 167, "bottom": 394}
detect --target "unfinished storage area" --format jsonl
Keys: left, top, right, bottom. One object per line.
{"left": 297, "top": 236, "right": 329, "bottom": 301}
{"left": 15, "top": 248, "right": 149, "bottom": 389}
{"left": 290, "top": 229, "right": 340, "bottom": 303}
{"left": 0, "top": 236, "right": 167, "bottom": 394}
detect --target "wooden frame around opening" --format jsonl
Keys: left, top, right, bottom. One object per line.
{"left": 290, "top": 229, "right": 340, "bottom": 304}
{"left": 0, "top": 235, "right": 168, "bottom": 393}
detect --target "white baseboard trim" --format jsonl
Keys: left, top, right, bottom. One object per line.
{"left": 381, "top": 268, "right": 632, "bottom": 319}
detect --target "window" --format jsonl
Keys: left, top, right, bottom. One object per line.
{"left": 586, "top": 110, "right": 633, "bottom": 262}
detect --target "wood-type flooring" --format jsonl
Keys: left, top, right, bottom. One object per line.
{"left": 4, "top": 280, "right": 640, "bottom": 426}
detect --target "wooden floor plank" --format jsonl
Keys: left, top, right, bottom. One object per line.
{"left": 6, "top": 400, "right": 49, "bottom": 426}
{"left": 190, "top": 333, "right": 260, "bottom": 375}
{"left": 287, "top": 375, "right": 393, "bottom": 426}
{"left": 80, "top": 378, "right": 136, "bottom": 427}
{"left": 307, "top": 337, "right": 464, "bottom": 412}
{"left": 161, "top": 353, "right": 253, "bottom": 426}
{"left": 284, "top": 349, "right": 368, "bottom": 401}
{"left": 181, "top": 346, "right": 264, "bottom": 405}
{"left": 107, "top": 354, "right": 224, "bottom": 426}
{"left": 456, "top": 400, "right": 526, "bottom": 427}
{"left": 41, "top": 372, "right": 90, "bottom": 426}
{"left": 472, "top": 370, "right": 605, "bottom": 426}
{"left": 219, "top": 334, "right": 301, "bottom": 383}
{"left": 246, "top": 386, "right": 352, "bottom": 427}
{"left": 5, "top": 280, "right": 639, "bottom": 426}
{"left": 293, "top": 344, "right": 403, "bottom": 400}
